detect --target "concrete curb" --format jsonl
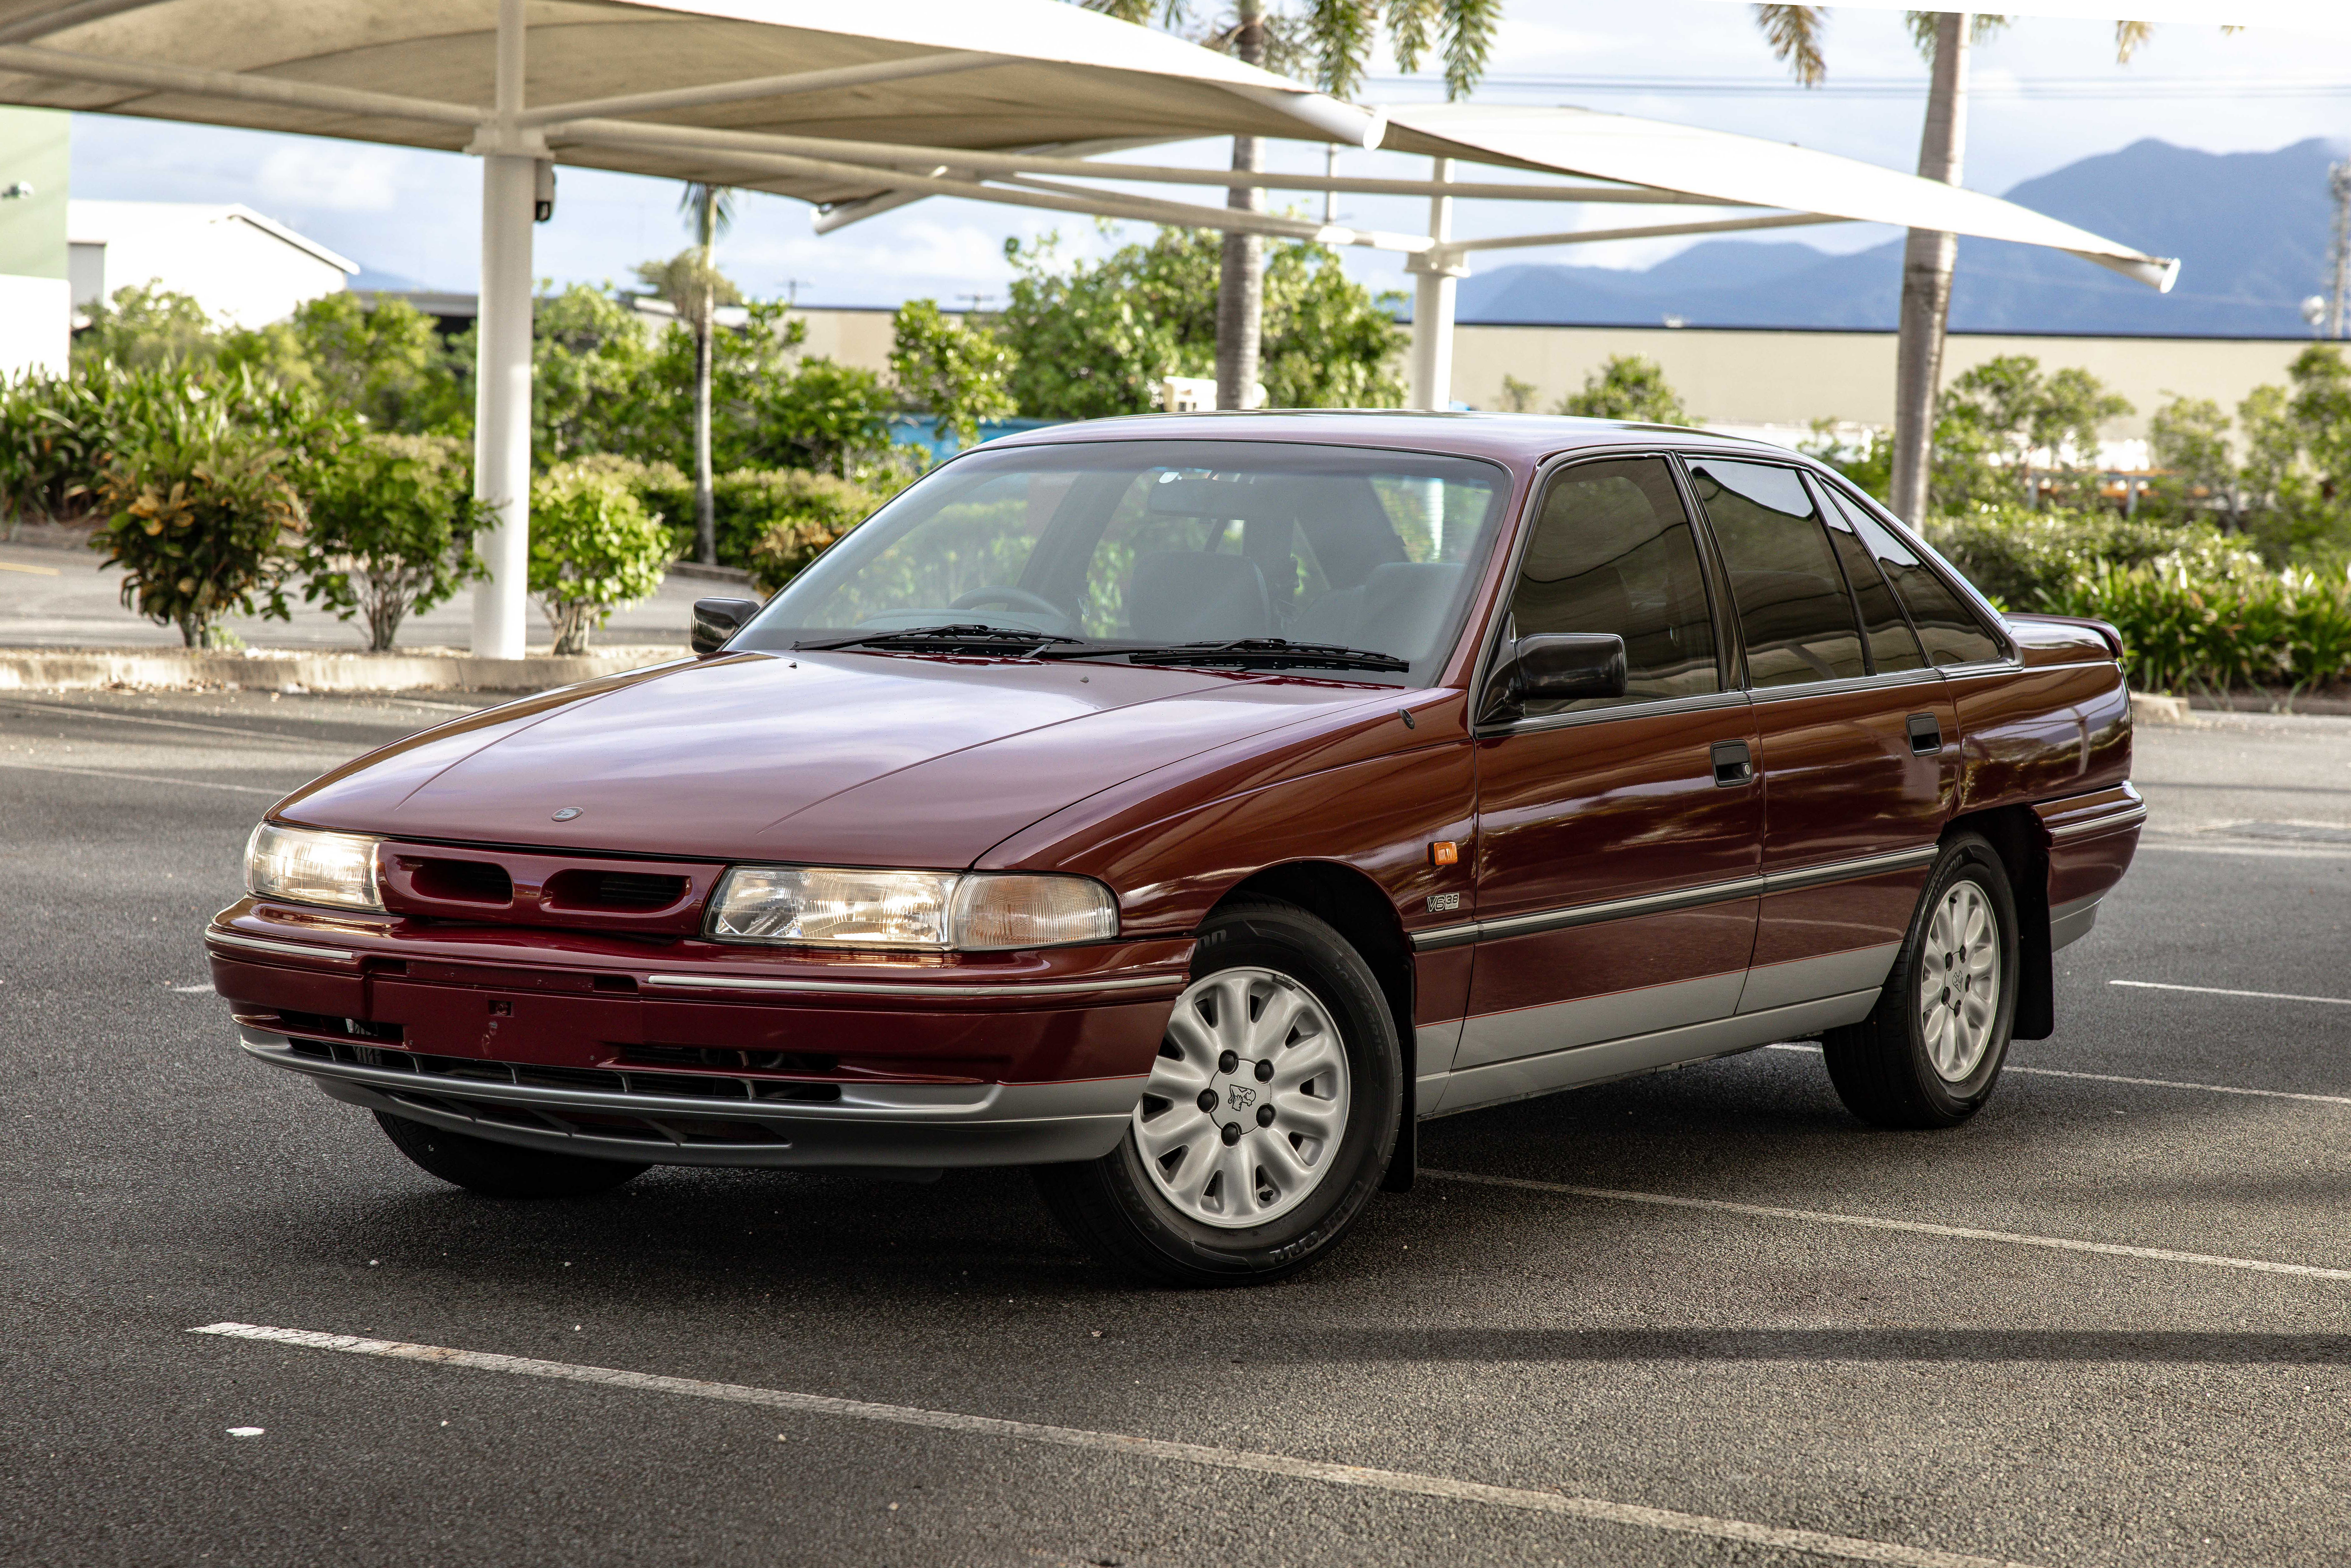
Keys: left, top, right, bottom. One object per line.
{"left": 2130, "top": 692, "right": 2192, "bottom": 726}
{"left": 0, "top": 645, "right": 690, "bottom": 693}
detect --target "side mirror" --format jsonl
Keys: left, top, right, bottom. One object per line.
{"left": 1482, "top": 632, "right": 1627, "bottom": 721}
{"left": 691, "top": 597, "right": 760, "bottom": 656}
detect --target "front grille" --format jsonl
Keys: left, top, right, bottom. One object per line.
{"left": 282, "top": 1034, "right": 843, "bottom": 1104}
{"left": 279, "top": 1010, "right": 404, "bottom": 1044}
{"left": 622, "top": 1043, "right": 840, "bottom": 1075}
{"left": 410, "top": 858, "right": 514, "bottom": 904}
{"left": 547, "top": 869, "right": 690, "bottom": 910}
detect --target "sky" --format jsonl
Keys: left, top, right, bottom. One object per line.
{"left": 63, "top": 0, "right": 2351, "bottom": 310}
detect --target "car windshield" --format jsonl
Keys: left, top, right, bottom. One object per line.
{"left": 733, "top": 439, "right": 1511, "bottom": 686}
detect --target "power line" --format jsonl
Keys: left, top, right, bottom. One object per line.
{"left": 1368, "top": 73, "right": 2351, "bottom": 101}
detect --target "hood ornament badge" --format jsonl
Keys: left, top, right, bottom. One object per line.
{"left": 551, "top": 806, "right": 582, "bottom": 821}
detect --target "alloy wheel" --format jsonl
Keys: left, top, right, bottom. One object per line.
{"left": 1132, "top": 966, "right": 1352, "bottom": 1228}
{"left": 1918, "top": 878, "right": 2001, "bottom": 1083}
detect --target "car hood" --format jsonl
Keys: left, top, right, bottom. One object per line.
{"left": 277, "top": 650, "right": 1406, "bottom": 867}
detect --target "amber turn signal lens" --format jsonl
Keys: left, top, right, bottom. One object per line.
{"left": 1430, "top": 840, "right": 1460, "bottom": 867}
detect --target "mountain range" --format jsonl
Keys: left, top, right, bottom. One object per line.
{"left": 1452, "top": 137, "right": 2346, "bottom": 338}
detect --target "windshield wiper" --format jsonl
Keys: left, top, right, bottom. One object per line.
{"left": 1047, "top": 638, "right": 1409, "bottom": 673}
{"left": 797, "top": 624, "right": 1085, "bottom": 655}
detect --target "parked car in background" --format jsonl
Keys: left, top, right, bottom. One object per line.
{"left": 209, "top": 413, "right": 2143, "bottom": 1284}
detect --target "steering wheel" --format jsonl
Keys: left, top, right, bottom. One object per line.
{"left": 951, "top": 586, "right": 1064, "bottom": 618}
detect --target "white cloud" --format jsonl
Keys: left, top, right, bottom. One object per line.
{"left": 254, "top": 142, "right": 408, "bottom": 213}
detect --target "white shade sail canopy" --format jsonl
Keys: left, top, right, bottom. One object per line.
{"left": 1380, "top": 104, "right": 2178, "bottom": 290}
{"left": 0, "top": 0, "right": 1381, "bottom": 173}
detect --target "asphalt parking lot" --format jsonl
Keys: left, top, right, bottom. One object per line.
{"left": 3, "top": 691, "right": 2346, "bottom": 1568}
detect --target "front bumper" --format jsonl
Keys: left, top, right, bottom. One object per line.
{"left": 210, "top": 901, "right": 1188, "bottom": 1170}
{"left": 242, "top": 1026, "right": 1144, "bottom": 1169}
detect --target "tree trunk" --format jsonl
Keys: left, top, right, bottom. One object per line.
{"left": 693, "top": 299, "right": 717, "bottom": 565}
{"left": 1214, "top": 1, "right": 1266, "bottom": 412}
{"left": 1889, "top": 12, "right": 1970, "bottom": 524}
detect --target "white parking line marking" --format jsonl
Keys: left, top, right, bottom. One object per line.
{"left": 189, "top": 1323, "right": 2043, "bottom": 1568}
{"left": 172, "top": 983, "right": 215, "bottom": 994}
{"left": 2110, "top": 979, "right": 2351, "bottom": 1007}
{"left": 0, "top": 762, "right": 284, "bottom": 796}
{"left": 1765, "top": 1043, "right": 2351, "bottom": 1107}
{"left": 1422, "top": 1170, "right": 2351, "bottom": 1283}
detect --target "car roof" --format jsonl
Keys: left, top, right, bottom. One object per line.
{"left": 980, "top": 409, "right": 1795, "bottom": 468}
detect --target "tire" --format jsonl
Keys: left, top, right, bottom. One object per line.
{"left": 1035, "top": 899, "right": 1402, "bottom": 1285}
{"left": 1822, "top": 832, "right": 2020, "bottom": 1129}
{"left": 373, "top": 1112, "right": 649, "bottom": 1199}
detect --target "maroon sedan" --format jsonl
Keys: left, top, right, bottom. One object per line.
{"left": 211, "top": 414, "right": 2142, "bottom": 1284}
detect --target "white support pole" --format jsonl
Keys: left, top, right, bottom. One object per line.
{"left": 471, "top": 0, "right": 533, "bottom": 660}
{"left": 1406, "top": 157, "right": 1467, "bottom": 412}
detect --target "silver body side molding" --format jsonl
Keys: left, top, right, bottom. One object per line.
{"left": 642, "top": 971, "right": 1184, "bottom": 1001}
{"left": 1410, "top": 845, "right": 1937, "bottom": 952}
{"left": 1425, "top": 990, "right": 1882, "bottom": 1120}
{"left": 2050, "top": 893, "right": 2102, "bottom": 952}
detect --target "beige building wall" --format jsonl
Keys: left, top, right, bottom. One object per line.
{"left": 791, "top": 306, "right": 2313, "bottom": 444}
{"left": 1451, "top": 325, "right": 2314, "bottom": 440}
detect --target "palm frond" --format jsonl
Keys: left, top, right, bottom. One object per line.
{"left": 1385, "top": 0, "right": 1439, "bottom": 76}
{"left": 2114, "top": 19, "right": 2153, "bottom": 62}
{"left": 1307, "top": 0, "right": 1377, "bottom": 97}
{"left": 1078, "top": 0, "right": 1189, "bottom": 25}
{"left": 1441, "top": 0, "right": 1501, "bottom": 100}
{"left": 1757, "top": 4, "right": 1828, "bottom": 87}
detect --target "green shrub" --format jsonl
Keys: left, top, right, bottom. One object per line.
{"left": 1554, "top": 355, "right": 1689, "bottom": 424}
{"left": 90, "top": 401, "right": 306, "bottom": 647}
{"left": 301, "top": 433, "right": 490, "bottom": 650}
{"left": 1923, "top": 506, "right": 2261, "bottom": 611}
{"left": 0, "top": 370, "right": 107, "bottom": 526}
{"left": 528, "top": 461, "right": 672, "bottom": 655}
{"left": 737, "top": 470, "right": 883, "bottom": 592}
{"left": 2039, "top": 558, "right": 2351, "bottom": 696}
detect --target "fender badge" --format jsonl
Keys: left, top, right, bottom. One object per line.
{"left": 551, "top": 806, "right": 582, "bottom": 821}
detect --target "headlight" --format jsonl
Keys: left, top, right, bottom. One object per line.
{"left": 707, "top": 866, "right": 1117, "bottom": 951}
{"left": 245, "top": 822, "right": 384, "bottom": 912}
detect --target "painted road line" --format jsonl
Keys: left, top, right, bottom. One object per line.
{"left": 0, "top": 761, "right": 286, "bottom": 796}
{"left": 2110, "top": 979, "right": 2351, "bottom": 1007}
{"left": 188, "top": 1322, "right": 2043, "bottom": 1568}
{"left": 1423, "top": 1170, "right": 2351, "bottom": 1284}
{"left": 0, "top": 697, "right": 366, "bottom": 747}
{"left": 2132, "top": 839, "right": 2351, "bottom": 862}
{"left": 1766, "top": 1043, "right": 2351, "bottom": 1107}
{"left": 0, "top": 560, "right": 60, "bottom": 575}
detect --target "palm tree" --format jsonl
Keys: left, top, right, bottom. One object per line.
{"left": 1090, "top": 1, "right": 1501, "bottom": 409}
{"left": 682, "top": 182, "right": 735, "bottom": 564}
{"left": 1756, "top": 9, "right": 2153, "bottom": 521}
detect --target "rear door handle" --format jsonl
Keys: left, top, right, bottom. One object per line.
{"left": 1711, "top": 739, "right": 1753, "bottom": 787}
{"left": 1906, "top": 712, "right": 1943, "bottom": 755}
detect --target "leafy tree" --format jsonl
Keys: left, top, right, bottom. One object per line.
{"left": 891, "top": 298, "right": 1017, "bottom": 448}
{"left": 1798, "top": 420, "right": 1894, "bottom": 501}
{"left": 742, "top": 357, "right": 900, "bottom": 478}
{"left": 993, "top": 227, "right": 1402, "bottom": 419}
{"left": 2147, "top": 394, "right": 2236, "bottom": 525}
{"left": 738, "top": 471, "right": 885, "bottom": 591}
{"left": 528, "top": 460, "right": 673, "bottom": 655}
{"left": 2235, "top": 346, "right": 2351, "bottom": 559}
{"left": 1084, "top": 0, "right": 1498, "bottom": 409}
{"left": 89, "top": 390, "right": 307, "bottom": 647}
{"left": 301, "top": 433, "right": 489, "bottom": 649}
{"left": 73, "top": 285, "right": 222, "bottom": 370}
{"left": 513, "top": 283, "right": 661, "bottom": 467}
{"left": 1939, "top": 354, "right": 2132, "bottom": 507}
{"left": 1554, "top": 355, "right": 1689, "bottom": 424}
{"left": 1496, "top": 375, "right": 1539, "bottom": 413}
{"left": 221, "top": 293, "right": 458, "bottom": 435}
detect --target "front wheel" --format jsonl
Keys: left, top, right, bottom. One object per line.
{"left": 1822, "top": 833, "right": 2019, "bottom": 1129}
{"left": 1035, "top": 900, "right": 1402, "bottom": 1285}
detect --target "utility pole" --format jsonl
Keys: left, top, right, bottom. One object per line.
{"left": 2328, "top": 161, "right": 2351, "bottom": 340}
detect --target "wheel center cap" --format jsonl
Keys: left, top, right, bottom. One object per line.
{"left": 1213, "top": 1062, "right": 1269, "bottom": 1128}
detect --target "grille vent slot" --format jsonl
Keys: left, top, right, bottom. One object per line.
{"left": 410, "top": 858, "right": 513, "bottom": 905}
{"left": 547, "top": 869, "right": 690, "bottom": 911}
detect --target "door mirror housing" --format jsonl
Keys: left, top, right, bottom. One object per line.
{"left": 691, "top": 597, "right": 761, "bottom": 656}
{"left": 1482, "top": 632, "right": 1627, "bottom": 721}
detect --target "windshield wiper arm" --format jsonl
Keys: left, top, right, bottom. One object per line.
{"left": 1047, "top": 638, "right": 1409, "bottom": 673}
{"left": 797, "top": 624, "right": 1086, "bottom": 654}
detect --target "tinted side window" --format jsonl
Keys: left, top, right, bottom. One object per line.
{"left": 1509, "top": 457, "right": 1720, "bottom": 717}
{"left": 1686, "top": 458, "right": 1867, "bottom": 689}
{"left": 1811, "top": 480, "right": 1926, "bottom": 673}
{"left": 1825, "top": 488, "right": 2005, "bottom": 667}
